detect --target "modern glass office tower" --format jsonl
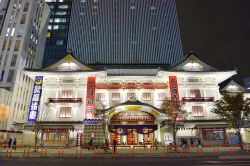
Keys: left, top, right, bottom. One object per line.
{"left": 43, "top": 0, "right": 183, "bottom": 66}
{"left": 43, "top": 0, "right": 72, "bottom": 67}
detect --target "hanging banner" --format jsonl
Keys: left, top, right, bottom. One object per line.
{"left": 169, "top": 76, "right": 182, "bottom": 121}
{"left": 85, "top": 77, "right": 96, "bottom": 119}
{"left": 28, "top": 76, "right": 43, "bottom": 122}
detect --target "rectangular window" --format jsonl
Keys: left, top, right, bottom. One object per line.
{"left": 112, "top": 93, "right": 120, "bottom": 101}
{"left": 14, "top": 40, "right": 21, "bottom": 51}
{"left": 56, "top": 40, "right": 63, "bottom": 45}
{"left": 192, "top": 106, "right": 204, "bottom": 117}
{"left": 59, "top": 107, "right": 71, "bottom": 118}
{"left": 20, "top": 14, "right": 27, "bottom": 24}
{"left": 10, "top": 54, "right": 17, "bottom": 66}
{"left": 17, "top": 27, "right": 24, "bottom": 37}
{"left": 142, "top": 92, "right": 151, "bottom": 101}
{"left": 62, "top": 79, "right": 74, "bottom": 83}
{"left": 54, "top": 18, "right": 66, "bottom": 23}
{"left": 127, "top": 92, "right": 136, "bottom": 100}
{"left": 58, "top": 5, "right": 68, "bottom": 9}
{"left": 46, "top": 32, "right": 51, "bottom": 38}
{"left": 157, "top": 92, "right": 166, "bottom": 101}
{"left": 7, "top": 70, "right": 14, "bottom": 82}
{"left": 7, "top": 39, "right": 12, "bottom": 51}
{"left": 2, "top": 39, "right": 7, "bottom": 50}
{"left": 96, "top": 93, "right": 105, "bottom": 101}
{"left": 61, "top": 90, "right": 73, "bottom": 98}
{"left": 23, "top": 2, "right": 29, "bottom": 12}
{"left": 190, "top": 89, "right": 201, "bottom": 98}
{"left": 187, "top": 77, "right": 199, "bottom": 83}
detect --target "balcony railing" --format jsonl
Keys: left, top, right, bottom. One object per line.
{"left": 182, "top": 97, "right": 214, "bottom": 102}
{"left": 48, "top": 98, "right": 82, "bottom": 103}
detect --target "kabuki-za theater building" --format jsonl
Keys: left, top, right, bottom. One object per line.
{"left": 21, "top": 51, "right": 238, "bottom": 146}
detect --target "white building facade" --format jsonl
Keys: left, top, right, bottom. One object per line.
{"left": 21, "top": 52, "right": 247, "bottom": 147}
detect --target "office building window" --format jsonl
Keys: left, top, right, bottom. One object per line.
{"left": 17, "top": 27, "right": 24, "bottom": 37}
{"left": 7, "top": 39, "right": 12, "bottom": 51}
{"left": 14, "top": 40, "right": 21, "bottom": 51}
{"left": 23, "top": 2, "right": 29, "bottom": 12}
{"left": 59, "top": 107, "right": 71, "bottom": 118}
{"left": 10, "top": 54, "right": 17, "bottom": 66}
{"left": 142, "top": 92, "right": 151, "bottom": 101}
{"left": 7, "top": 70, "right": 14, "bottom": 82}
{"left": 190, "top": 89, "right": 201, "bottom": 98}
{"left": 20, "top": 14, "right": 27, "bottom": 24}
{"left": 192, "top": 106, "right": 204, "bottom": 117}
{"left": 55, "top": 11, "right": 67, "bottom": 15}
{"left": 58, "top": 5, "right": 68, "bottom": 9}
{"left": 48, "top": 25, "right": 52, "bottom": 30}
{"left": 61, "top": 90, "right": 73, "bottom": 98}
{"left": 54, "top": 18, "right": 66, "bottom": 23}
{"left": 56, "top": 40, "right": 63, "bottom": 46}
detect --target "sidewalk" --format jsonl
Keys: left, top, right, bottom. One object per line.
{"left": 0, "top": 146, "right": 249, "bottom": 159}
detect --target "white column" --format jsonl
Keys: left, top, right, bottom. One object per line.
{"left": 157, "top": 124, "right": 161, "bottom": 143}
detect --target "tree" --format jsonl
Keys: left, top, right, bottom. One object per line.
{"left": 161, "top": 98, "right": 187, "bottom": 151}
{"left": 212, "top": 93, "right": 250, "bottom": 148}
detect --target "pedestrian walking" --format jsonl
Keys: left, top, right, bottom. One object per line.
{"left": 7, "top": 137, "right": 12, "bottom": 149}
{"left": 113, "top": 139, "right": 117, "bottom": 153}
{"left": 12, "top": 138, "right": 17, "bottom": 151}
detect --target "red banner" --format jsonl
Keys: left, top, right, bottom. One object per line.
{"left": 85, "top": 77, "right": 96, "bottom": 119}
{"left": 169, "top": 76, "right": 182, "bottom": 121}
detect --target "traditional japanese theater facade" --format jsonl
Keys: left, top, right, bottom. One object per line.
{"left": 22, "top": 52, "right": 238, "bottom": 146}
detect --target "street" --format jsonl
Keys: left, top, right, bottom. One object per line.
{"left": 1, "top": 157, "right": 250, "bottom": 166}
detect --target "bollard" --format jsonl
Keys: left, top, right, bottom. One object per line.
{"left": 5, "top": 147, "right": 9, "bottom": 158}
{"left": 230, "top": 148, "right": 232, "bottom": 155}
{"left": 62, "top": 146, "right": 64, "bottom": 158}
{"left": 180, "top": 148, "right": 182, "bottom": 157}
{"left": 41, "top": 147, "right": 44, "bottom": 158}
{"left": 75, "top": 147, "right": 78, "bottom": 158}
{"left": 27, "top": 146, "right": 30, "bottom": 158}
{"left": 163, "top": 147, "right": 168, "bottom": 157}
{"left": 58, "top": 146, "right": 61, "bottom": 158}
{"left": 80, "top": 147, "right": 83, "bottom": 158}
{"left": 45, "top": 146, "right": 47, "bottom": 157}
{"left": 23, "top": 147, "right": 26, "bottom": 158}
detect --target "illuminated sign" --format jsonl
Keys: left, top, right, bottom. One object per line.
{"left": 85, "top": 77, "right": 96, "bottom": 119}
{"left": 169, "top": 76, "right": 182, "bottom": 121}
{"left": 28, "top": 76, "right": 43, "bottom": 122}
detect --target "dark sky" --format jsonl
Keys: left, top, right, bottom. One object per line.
{"left": 176, "top": 0, "right": 250, "bottom": 84}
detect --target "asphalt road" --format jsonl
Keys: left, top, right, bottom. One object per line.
{"left": 1, "top": 158, "right": 250, "bottom": 166}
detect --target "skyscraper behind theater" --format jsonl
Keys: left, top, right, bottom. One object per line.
{"left": 43, "top": 0, "right": 183, "bottom": 66}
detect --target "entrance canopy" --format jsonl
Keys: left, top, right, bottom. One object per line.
{"left": 102, "top": 100, "right": 166, "bottom": 121}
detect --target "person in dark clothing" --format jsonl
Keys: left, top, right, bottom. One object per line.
{"left": 12, "top": 138, "right": 17, "bottom": 151}
{"left": 113, "top": 139, "right": 117, "bottom": 153}
{"left": 89, "top": 138, "right": 93, "bottom": 150}
{"left": 7, "top": 138, "right": 12, "bottom": 148}
{"left": 190, "top": 138, "right": 194, "bottom": 147}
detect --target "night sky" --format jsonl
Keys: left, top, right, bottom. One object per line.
{"left": 176, "top": 0, "right": 250, "bottom": 84}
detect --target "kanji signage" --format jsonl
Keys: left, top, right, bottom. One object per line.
{"left": 85, "top": 77, "right": 96, "bottom": 119}
{"left": 28, "top": 76, "right": 43, "bottom": 122}
{"left": 169, "top": 76, "right": 182, "bottom": 121}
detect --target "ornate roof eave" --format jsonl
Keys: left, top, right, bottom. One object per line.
{"left": 158, "top": 70, "right": 237, "bottom": 84}
{"left": 23, "top": 69, "right": 107, "bottom": 80}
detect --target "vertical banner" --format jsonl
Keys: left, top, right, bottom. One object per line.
{"left": 169, "top": 76, "right": 182, "bottom": 121}
{"left": 28, "top": 76, "right": 43, "bottom": 122}
{"left": 85, "top": 77, "right": 96, "bottom": 119}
